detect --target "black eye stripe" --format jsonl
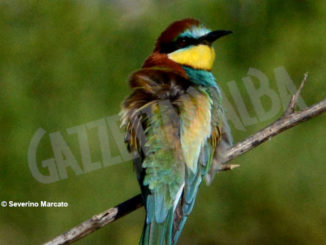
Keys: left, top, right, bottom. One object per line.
{"left": 160, "top": 37, "right": 199, "bottom": 53}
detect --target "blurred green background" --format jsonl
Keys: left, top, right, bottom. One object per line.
{"left": 1, "top": 0, "right": 326, "bottom": 244}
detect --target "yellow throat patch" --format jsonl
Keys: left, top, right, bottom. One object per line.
{"left": 168, "top": 44, "right": 215, "bottom": 70}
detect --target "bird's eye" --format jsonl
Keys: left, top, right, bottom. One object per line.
{"left": 177, "top": 37, "right": 188, "bottom": 47}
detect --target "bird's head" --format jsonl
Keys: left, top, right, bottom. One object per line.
{"left": 153, "top": 18, "right": 232, "bottom": 71}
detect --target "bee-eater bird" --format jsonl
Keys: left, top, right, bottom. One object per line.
{"left": 121, "top": 18, "right": 233, "bottom": 245}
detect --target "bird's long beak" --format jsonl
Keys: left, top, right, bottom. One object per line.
{"left": 203, "top": 30, "right": 232, "bottom": 44}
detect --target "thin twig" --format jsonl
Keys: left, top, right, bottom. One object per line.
{"left": 44, "top": 75, "right": 326, "bottom": 245}
{"left": 284, "top": 72, "right": 308, "bottom": 116}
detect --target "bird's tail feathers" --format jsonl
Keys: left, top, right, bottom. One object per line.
{"left": 140, "top": 208, "right": 174, "bottom": 245}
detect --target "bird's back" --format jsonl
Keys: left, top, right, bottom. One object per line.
{"left": 121, "top": 67, "right": 221, "bottom": 244}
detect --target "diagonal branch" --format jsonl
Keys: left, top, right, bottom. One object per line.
{"left": 44, "top": 74, "right": 326, "bottom": 245}
{"left": 284, "top": 72, "right": 308, "bottom": 116}
{"left": 44, "top": 195, "right": 143, "bottom": 245}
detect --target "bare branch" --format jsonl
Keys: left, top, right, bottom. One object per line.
{"left": 44, "top": 195, "right": 143, "bottom": 245}
{"left": 224, "top": 98, "right": 326, "bottom": 163}
{"left": 219, "top": 163, "right": 240, "bottom": 171}
{"left": 44, "top": 76, "right": 326, "bottom": 245}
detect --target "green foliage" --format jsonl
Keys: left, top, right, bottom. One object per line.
{"left": 0, "top": 0, "right": 326, "bottom": 244}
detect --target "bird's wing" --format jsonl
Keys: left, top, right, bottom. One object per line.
{"left": 121, "top": 67, "right": 215, "bottom": 244}
{"left": 172, "top": 85, "right": 228, "bottom": 242}
{"left": 205, "top": 86, "right": 233, "bottom": 184}
{"left": 121, "top": 68, "right": 191, "bottom": 244}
